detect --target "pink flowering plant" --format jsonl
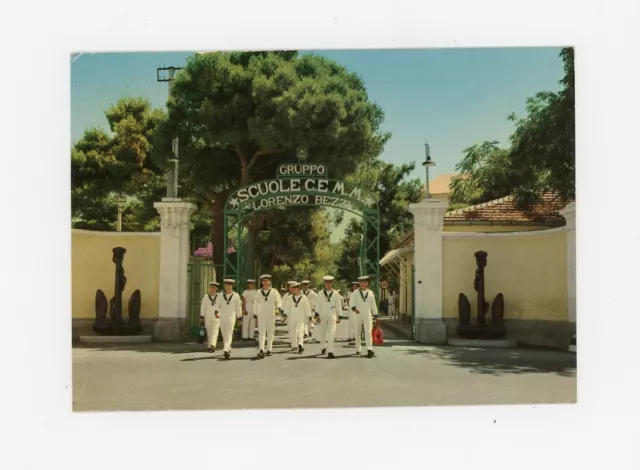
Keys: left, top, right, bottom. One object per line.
{"left": 193, "top": 242, "right": 213, "bottom": 260}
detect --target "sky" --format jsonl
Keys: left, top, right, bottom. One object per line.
{"left": 70, "top": 48, "right": 565, "bottom": 185}
{"left": 70, "top": 48, "right": 564, "bottom": 242}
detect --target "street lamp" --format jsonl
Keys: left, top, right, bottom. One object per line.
{"left": 157, "top": 65, "right": 183, "bottom": 198}
{"left": 297, "top": 149, "right": 308, "bottom": 164}
{"left": 422, "top": 142, "right": 436, "bottom": 201}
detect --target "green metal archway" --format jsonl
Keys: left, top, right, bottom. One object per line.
{"left": 222, "top": 174, "right": 381, "bottom": 298}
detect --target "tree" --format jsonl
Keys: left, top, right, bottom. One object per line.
{"left": 449, "top": 141, "right": 515, "bottom": 206}
{"left": 336, "top": 160, "right": 423, "bottom": 281}
{"left": 251, "top": 208, "right": 339, "bottom": 287}
{"left": 71, "top": 98, "right": 166, "bottom": 231}
{"left": 450, "top": 47, "right": 575, "bottom": 207}
{"left": 155, "top": 51, "right": 390, "bottom": 266}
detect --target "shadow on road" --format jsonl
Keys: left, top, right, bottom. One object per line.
{"left": 396, "top": 345, "right": 577, "bottom": 377}
{"left": 73, "top": 339, "right": 293, "bottom": 355}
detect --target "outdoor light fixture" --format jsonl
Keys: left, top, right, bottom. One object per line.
{"left": 157, "top": 65, "right": 183, "bottom": 198}
{"left": 260, "top": 218, "right": 271, "bottom": 235}
{"left": 422, "top": 142, "right": 436, "bottom": 201}
{"left": 297, "top": 149, "right": 308, "bottom": 163}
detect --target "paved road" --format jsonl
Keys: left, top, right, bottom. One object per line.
{"left": 73, "top": 321, "right": 576, "bottom": 411}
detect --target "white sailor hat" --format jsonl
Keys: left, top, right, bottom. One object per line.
{"left": 322, "top": 275, "right": 335, "bottom": 282}
{"left": 259, "top": 274, "right": 272, "bottom": 280}
{"left": 301, "top": 280, "right": 310, "bottom": 284}
{"left": 351, "top": 281, "right": 359, "bottom": 285}
{"left": 246, "top": 279, "right": 256, "bottom": 283}
{"left": 223, "top": 278, "right": 235, "bottom": 284}
{"left": 287, "top": 280, "right": 298, "bottom": 286}
{"left": 209, "top": 281, "right": 220, "bottom": 287}
{"left": 357, "top": 275, "right": 370, "bottom": 281}
{"left": 279, "top": 286, "right": 287, "bottom": 291}
{"left": 291, "top": 282, "right": 302, "bottom": 287}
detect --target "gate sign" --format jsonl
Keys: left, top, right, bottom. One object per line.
{"left": 277, "top": 163, "right": 327, "bottom": 178}
{"left": 226, "top": 177, "right": 374, "bottom": 215}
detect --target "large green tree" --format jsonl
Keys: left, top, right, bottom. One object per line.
{"left": 71, "top": 97, "right": 166, "bottom": 231}
{"left": 155, "top": 51, "right": 390, "bottom": 265}
{"left": 450, "top": 47, "right": 575, "bottom": 207}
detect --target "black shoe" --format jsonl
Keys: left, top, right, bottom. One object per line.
{"left": 224, "top": 351, "right": 230, "bottom": 360}
{"left": 367, "top": 350, "right": 374, "bottom": 358}
{"left": 321, "top": 348, "right": 327, "bottom": 355}
{"left": 291, "top": 347, "right": 298, "bottom": 352}
{"left": 355, "top": 351, "right": 361, "bottom": 356}
{"left": 266, "top": 351, "right": 272, "bottom": 357}
{"left": 328, "top": 352, "right": 335, "bottom": 359}
{"left": 257, "top": 350, "right": 265, "bottom": 359}
{"left": 304, "top": 334, "right": 308, "bottom": 338}
{"left": 298, "top": 345, "right": 304, "bottom": 354}
{"left": 208, "top": 346, "right": 215, "bottom": 353}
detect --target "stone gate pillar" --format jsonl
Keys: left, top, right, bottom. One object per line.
{"left": 153, "top": 199, "right": 196, "bottom": 341}
{"left": 408, "top": 199, "right": 449, "bottom": 344}
{"left": 559, "top": 202, "right": 576, "bottom": 323}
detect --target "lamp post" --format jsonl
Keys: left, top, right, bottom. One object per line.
{"left": 422, "top": 142, "right": 436, "bottom": 201}
{"left": 157, "top": 65, "right": 183, "bottom": 198}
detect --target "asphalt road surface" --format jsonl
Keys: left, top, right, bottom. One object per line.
{"left": 72, "top": 325, "right": 576, "bottom": 412}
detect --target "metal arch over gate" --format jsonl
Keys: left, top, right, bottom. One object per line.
{"left": 222, "top": 163, "right": 381, "bottom": 298}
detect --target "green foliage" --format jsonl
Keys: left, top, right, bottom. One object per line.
{"left": 450, "top": 47, "right": 575, "bottom": 207}
{"left": 257, "top": 209, "right": 339, "bottom": 287}
{"left": 155, "top": 51, "right": 390, "bottom": 265}
{"left": 336, "top": 160, "right": 423, "bottom": 281}
{"left": 71, "top": 98, "right": 166, "bottom": 231}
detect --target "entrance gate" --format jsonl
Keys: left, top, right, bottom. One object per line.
{"left": 222, "top": 163, "right": 381, "bottom": 298}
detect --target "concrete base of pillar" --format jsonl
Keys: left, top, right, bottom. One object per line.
{"left": 415, "top": 318, "right": 448, "bottom": 345}
{"left": 153, "top": 318, "right": 187, "bottom": 342}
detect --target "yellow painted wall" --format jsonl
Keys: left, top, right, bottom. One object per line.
{"left": 442, "top": 229, "right": 567, "bottom": 321}
{"left": 443, "top": 225, "right": 552, "bottom": 233}
{"left": 72, "top": 230, "right": 161, "bottom": 319}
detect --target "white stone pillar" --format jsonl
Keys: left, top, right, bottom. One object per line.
{"left": 153, "top": 199, "right": 196, "bottom": 341}
{"left": 408, "top": 199, "right": 449, "bottom": 344}
{"left": 559, "top": 202, "right": 576, "bottom": 323}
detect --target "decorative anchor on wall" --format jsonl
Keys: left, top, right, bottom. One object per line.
{"left": 457, "top": 250, "right": 506, "bottom": 339}
{"left": 93, "top": 247, "right": 143, "bottom": 335}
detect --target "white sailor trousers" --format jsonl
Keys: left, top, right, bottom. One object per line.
{"left": 348, "top": 310, "right": 356, "bottom": 338}
{"left": 318, "top": 313, "right": 338, "bottom": 354}
{"left": 204, "top": 313, "right": 221, "bottom": 349}
{"left": 257, "top": 311, "right": 276, "bottom": 352}
{"left": 353, "top": 312, "right": 373, "bottom": 353}
{"left": 242, "top": 312, "right": 255, "bottom": 339}
{"left": 219, "top": 317, "right": 236, "bottom": 352}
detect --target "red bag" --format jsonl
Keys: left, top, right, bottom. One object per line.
{"left": 372, "top": 318, "right": 384, "bottom": 345}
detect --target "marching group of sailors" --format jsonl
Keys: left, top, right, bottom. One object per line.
{"left": 200, "top": 273, "right": 379, "bottom": 360}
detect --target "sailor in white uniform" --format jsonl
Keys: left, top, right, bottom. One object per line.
{"left": 281, "top": 280, "right": 297, "bottom": 350}
{"left": 254, "top": 274, "right": 283, "bottom": 359}
{"left": 349, "top": 275, "right": 379, "bottom": 358}
{"left": 315, "top": 275, "right": 343, "bottom": 359}
{"left": 241, "top": 279, "right": 257, "bottom": 341}
{"left": 301, "top": 280, "right": 317, "bottom": 342}
{"left": 218, "top": 279, "right": 243, "bottom": 359}
{"left": 200, "top": 281, "right": 221, "bottom": 353}
{"left": 346, "top": 281, "right": 359, "bottom": 344}
{"left": 287, "top": 282, "right": 312, "bottom": 353}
